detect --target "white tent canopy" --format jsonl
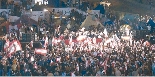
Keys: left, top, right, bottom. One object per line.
{"left": 80, "top": 15, "right": 103, "bottom": 29}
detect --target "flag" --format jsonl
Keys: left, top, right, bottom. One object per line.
{"left": 30, "top": 41, "right": 33, "bottom": 48}
{"left": 69, "top": 35, "right": 72, "bottom": 45}
{"left": 35, "top": 48, "right": 47, "bottom": 55}
{"left": 104, "top": 28, "right": 108, "bottom": 37}
{"left": 14, "top": 40, "right": 22, "bottom": 52}
{"left": 151, "top": 44, "right": 155, "bottom": 50}
{"left": 30, "top": 56, "right": 34, "bottom": 62}
{"left": 56, "top": 57, "right": 61, "bottom": 62}
{"left": 76, "top": 63, "right": 79, "bottom": 71}
{"left": 101, "top": 58, "right": 109, "bottom": 72}
{"left": 4, "top": 39, "right": 10, "bottom": 51}
{"left": 93, "top": 37, "right": 96, "bottom": 44}
{"left": 7, "top": 41, "right": 16, "bottom": 57}
{"left": 7, "top": 40, "right": 22, "bottom": 57}
{"left": 34, "top": 62, "right": 38, "bottom": 69}
{"left": 44, "top": 36, "right": 48, "bottom": 49}
{"left": 52, "top": 37, "right": 56, "bottom": 45}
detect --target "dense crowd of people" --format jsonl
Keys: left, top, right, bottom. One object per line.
{"left": 0, "top": 0, "right": 155, "bottom": 76}
{"left": 0, "top": 25, "right": 154, "bottom": 76}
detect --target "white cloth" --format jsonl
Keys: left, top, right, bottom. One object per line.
{"left": 147, "top": 26, "right": 151, "bottom": 30}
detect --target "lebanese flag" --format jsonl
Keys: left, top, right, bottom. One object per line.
{"left": 30, "top": 41, "right": 33, "bottom": 47}
{"left": 76, "top": 63, "right": 79, "bottom": 71}
{"left": 52, "top": 37, "right": 56, "bottom": 45}
{"left": 77, "top": 35, "right": 86, "bottom": 42}
{"left": 69, "top": 36, "right": 72, "bottom": 45}
{"left": 44, "top": 36, "right": 48, "bottom": 49}
{"left": 4, "top": 39, "right": 10, "bottom": 51}
{"left": 151, "top": 44, "right": 155, "bottom": 50}
{"left": 34, "top": 62, "right": 38, "bottom": 69}
{"left": 92, "top": 37, "right": 96, "bottom": 44}
{"left": 7, "top": 41, "right": 16, "bottom": 57}
{"left": 7, "top": 40, "right": 22, "bottom": 57}
{"left": 101, "top": 58, "right": 109, "bottom": 72}
{"left": 56, "top": 57, "right": 61, "bottom": 62}
{"left": 13, "top": 40, "right": 22, "bottom": 52}
{"left": 35, "top": 48, "right": 47, "bottom": 56}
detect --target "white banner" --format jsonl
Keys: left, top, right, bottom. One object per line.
{"left": 35, "top": 48, "right": 47, "bottom": 55}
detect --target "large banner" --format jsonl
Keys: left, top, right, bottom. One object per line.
{"left": 52, "top": 38, "right": 102, "bottom": 45}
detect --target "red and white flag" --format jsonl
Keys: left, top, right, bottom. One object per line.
{"left": 56, "top": 57, "right": 61, "bottom": 62}
{"left": 30, "top": 41, "right": 33, "bottom": 47}
{"left": 7, "top": 40, "right": 22, "bottom": 57}
{"left": 101, "top": 58, "right": 109, "bottom": 71}
{"left": 35, "top": 48, "right": 47, "bottom": 55}
{"left": 13, "top": 40, "right": 22, "bottom": 52}
{"left": 76, "top": 63, "right": 79, "bottom": 71}
{"left": 52, "top": 37, "right": 56, "bottom": 45}
{"left": 4, "top": 39, "right": 10, "bottom": 51}
{"left": 93, "top": 37, "right": 96, "bottom": 44}
{"left": 151, "top": 44, "right": 155, "bottom": 50}
{"left": 44, "top": 36, "right": 48, "bottom": 49}
{"left": 7, "top": 41, "right": 16, "bottom": 57}
{"left": 69, "top": 36, "right": 72, "bottom": 45}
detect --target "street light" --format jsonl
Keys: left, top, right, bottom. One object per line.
{"left": 100, "top": 1, "right": 111, "bottom": 7}
{"left": 44, "top": 0, "right": 48, "bottom": 5}
{"left": 106, "top": 3, "right": 111, "bottom": 7}
{"left": 30, "top": 9, "right": 32, "bottom": 12}
{"left": 43, "top": 9, "right": 48, "bottom": 12}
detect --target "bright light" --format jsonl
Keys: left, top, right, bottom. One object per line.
{"left": 35, "top": 0, "right": 43, "bottom": 4}
{"left": 54, "top": 17, "right": 59, "bottom": 18}
{"left": 106, "top": 3, "right": 111, "bottom": 7}
{"left": 73, "top": 17, "right": 75, "bottom": 20}
{"left": 54, "top": 16, "right": 65, "bottom": 19}
{"left": 30, "top": 9, "right": 32, "bottom": 12}
{"left": 100, "top": 1, "right": 106, "bottom": 5}
{"left": 44, "top": 9, "right": 48, "bottom": 12}
{"left": 44, "top": 0, "right": 48, "bottom": 5}
{"left": 39, "top": 2, "right": 42, "bottom": 5}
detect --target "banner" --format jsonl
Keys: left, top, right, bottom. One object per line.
{"left": 35, "top": 48, "right": 47, "bottom": 55}
{"left": 64, "top": 38, "right": 102, "bottom": 45}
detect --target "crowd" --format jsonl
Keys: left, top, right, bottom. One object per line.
{"left": 0, "top": 25, "right": 154, "bottom": 76}
{"left": 0, "top": 0, "right": 155, "bottom": 76}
